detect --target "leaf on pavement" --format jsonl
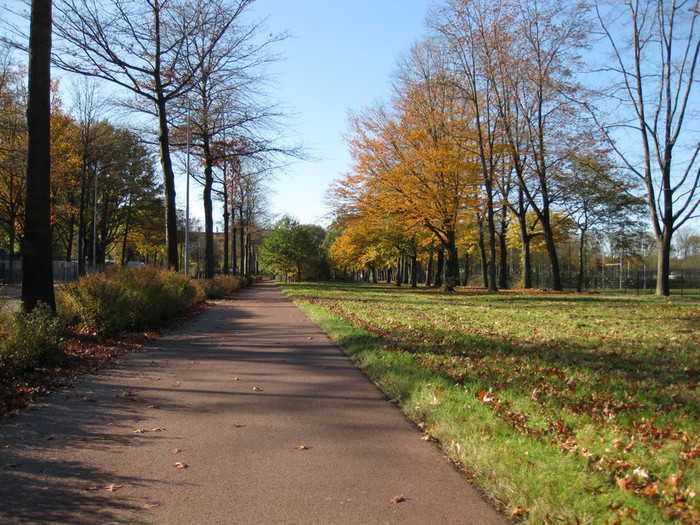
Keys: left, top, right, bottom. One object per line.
{"left": 174, "top": 462, "right": 188, "bottom": 469}
{"left": 142, "top": 502, "right": 160, "bottom": 510}
{"left": 389, "top": 495, "right": 406, "bottom": 504}
{"left": 172, "top": 448, "right": 183, "bottom": 454}
{"left": 252, "top": 386, "right": 264, "bottom": 391}
{"left": 295, "top": 445, "right": 309, "bottom": 450}
{"left": 105, "top": 484, "right": 124, "bottom": 492}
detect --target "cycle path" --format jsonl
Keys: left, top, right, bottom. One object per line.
{"left": 0, "top": 281, "right": 506, "bottom": 524}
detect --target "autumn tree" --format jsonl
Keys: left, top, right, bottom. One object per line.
{"left": 0, "top": 54, "right": 26, "bottom": 275}
{"left": 591, "top": 0, "right": 700, "bottom": 295}
{"left": 342, "top": 43, "right": 479, "bottom": 292}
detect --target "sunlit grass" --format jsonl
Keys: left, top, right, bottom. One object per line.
{"left": 282, "top": 281, "right": 699, "bottom": 524}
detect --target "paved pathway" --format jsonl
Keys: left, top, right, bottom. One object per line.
{"left": 0, "top": 282, "right": 506, "bottom": 524}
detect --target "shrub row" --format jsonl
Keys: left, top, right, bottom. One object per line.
{"left": 0, "top": 268, "right": 253, "bottom": 369}
{"left": 0, "top": 304, "right": 64, "bottom": 370}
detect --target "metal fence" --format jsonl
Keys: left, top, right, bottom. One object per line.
{"left": 0, "top": 256, "right": 81, "bottom": 285}
{"left": 472, "top": 265, "right": 700, "bottom": 294}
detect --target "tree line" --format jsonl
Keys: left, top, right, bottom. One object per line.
{"left": 326, "top": 0, "right": 698, "bottom": 296}
{"left": 5, "top": 0, "right": 291, "bottom": 311}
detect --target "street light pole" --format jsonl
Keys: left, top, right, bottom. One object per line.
{"left": 184, "top": 107, "right": 191, "bottom": 277}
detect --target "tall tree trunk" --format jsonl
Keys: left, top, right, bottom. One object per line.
{"left": 498, "top": 207, "right": 508, "bottom": 289}
{"left": 478, "top": 219, "right": 488, "bottom": 288}
{"left": 65, "top": 214, "right": 75, "bottom": 261}
{"left": 155, "top": 98, "right": 179, "bottom": 271}
{"left": 231, "top": 224, "right": 237, "bottom": 275}
{"left": 576, "top": 228, "right": 586, "bottom": 293}
{"left": 463, "top": 252, "right": 471, "bottom": 286}
{"left": 410, "top": 254, "right": 418, "bottom": 288}
{"left": 77, "top": 170, "right": 87, "bottom": 275}
{"left": 238, "top": 216, "right": 245, "bottom": 276}
{"left": 222, "top": 199, "right": 229, "bottom": 274}
{"left": 202, "top": 136, "right": 215, "bottom": 279}
{"left": 395, "top": 256, "right": 403, "bottom": 286}
{"left": 121, "top": 199, "right": 133, "bottom": 266}
{"left": 541, "top": 212, "right": 563, "bottom": 290}
{"left": 426, "top": 250, "right": 433, "bottom": 286}
{"left": 443, "top": 231, "right": 459, "bottom": 292}
{"left": 434, "top": 247, "right": 444, "bottom": 289}
{"left": 371, "top": 266, "right": 378, "bottom": 284}
{"left": 22, "top": 0, "right": 55, "bottom": 312}
{"left": 485, "top": 184, "right": 498, "bottom": 292}
{"left": 656, "top": 229, "right": 671, "bottom": 296}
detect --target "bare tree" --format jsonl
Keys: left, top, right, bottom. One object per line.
{"left": 591, "top": 0, "right": 699, "bottom": 295}
{"left": 53, "top": 0, "right": 248, "bottom": 270}
{"left": 172, "top": 2, "right": 285, "bottom": 278}
{"left": 22, "top": 0, "right": 54, "bottom": 312}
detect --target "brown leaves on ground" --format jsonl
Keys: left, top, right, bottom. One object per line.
{"left": 174, "top": 462, "right": 188, "bottom": 469}
{"left": 389, "top": 495, "right": 406, "bottom": 504}
{"left": 295, "top": 445, "right": 310, "bottom": 450}
{"left": 252, "top": 386, "right": 264, "bottom": 391}
{"left": 0, "top": 318, "right": 196, "bottom": 419}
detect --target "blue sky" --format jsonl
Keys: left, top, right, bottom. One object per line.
{"left": 243, "top": 0, "right": 433, "bottom": 226}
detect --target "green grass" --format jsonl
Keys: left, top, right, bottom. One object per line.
{"left": 281, "top": 281, "right": 699, "bottom": 524}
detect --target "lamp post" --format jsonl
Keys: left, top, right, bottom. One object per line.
{"left": 184, "top": 107, "right": 191, "bottom": 277}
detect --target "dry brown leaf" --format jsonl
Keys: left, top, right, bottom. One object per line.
{"left": 142, "top": 502, "right": 160, "bottom": 510}
{"left": 150, "top": 428, "right": 166, "bottom": 432}
{"left": 105, "top": 484, "right": 124, "bottom": 492}
{"left": 639, "top": 482, "right": 659, "bottom": 498}
{"left": 617, "top": 476, "right": 634, "bottom": 492}
{"left": 252, "top": 386, "right": 264, "bottom": 392}
{"left": 174, "top": 462, "right": 188, "bottom": 469}
{"left": 232, "top": 377, "right": 240, "bottom": 381}
{"left": 295, "top": 445, "right": 309, "bottom": 450}
{"left": 172, "top": 448, "right": 183, "bottom": 454}
{"left": 133, "top": 428, "right": 148, "bottom": 434}
{"left": 389, "top": 495, "right": 406, "bottom": 504}
{"left": 510, "top": 506, "right": 529, "bottom": 519}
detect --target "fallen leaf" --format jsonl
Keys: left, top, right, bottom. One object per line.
{"left": 142, "top": 503, "right": 160, "bottom": 510}
{"left": 174, "top": 462, "right": 188, "bottom": 469}
{"left": 150, "top": 428, "right": 166, "bottom": 432}
{"left": 232, "top": 377, "right": 240, "bottom": 381}
{"left": 133, "top": 428, "right": 148, "bottom": 434}
{"left": 81, "top": 485, "right": 100, "bottom": 491}
{"left": 420, "top": 434, "right": 431, "bottom": 441}
{"left": 511, "top": 506, "right": 529, "bottom": 519}
{"left": 639, "top": 482, "right": 658, "bottom": 498}
{"left": 295, "top": 445, "right": 309, "bottom": 450}
{"left": 252, "top": 386, "right": 264, "bottom": 392}
{"left": 617, "top": 476, "right": 634, "bottom": 492}
{"left": 105, "top": 484, "right": 123, "bottom": 492}
{"left": 172, "top": 448, "right": 183, "bottom": 454}
{"left": 234, "top": 424, "right": 246, "bottom": 428}
{"left": 389, "top": 495, "right": 406, "bottom": 504}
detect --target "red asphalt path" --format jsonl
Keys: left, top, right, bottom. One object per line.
{"left": 0, "top": 282, "right": 506, "bottom": 524}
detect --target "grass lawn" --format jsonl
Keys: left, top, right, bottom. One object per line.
{"left": 281, "top": 281, "right": 699, "bottom": 524}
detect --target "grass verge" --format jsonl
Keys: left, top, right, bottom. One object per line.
{"left": 282, "top": 281, "right": 699, "bottom": 525}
